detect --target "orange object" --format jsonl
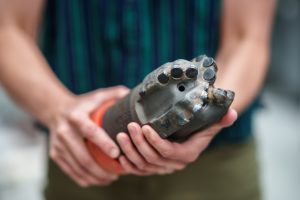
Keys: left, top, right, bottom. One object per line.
{"left": 86, "top": 99, "right": 124, "bottom": 174}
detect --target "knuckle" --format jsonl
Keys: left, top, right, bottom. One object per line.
{"left": 161, "top": 148, "right": 172, "bottom": 158}
{"left": 186, "top": 154, "right": 198, "bottom": 163}
{"left": 68, "top": 110, "right": 81, "bottom": 122}
{"left": 145, "top": 155, "right": 159, "bottom": 164}
{"left": 81, "top": 157, "right": 93, "bottom": 166}
{"left": 82, "top": 124, "right": 98, "bottom": 138}
{"left": 176, "top": 164, "right": 186, "bottom": 171}
{"left": 122, "top": 145, "right": 133, "bottom": 155}
{"left": 115, "top": 85, "right": 129, "bottom": 93}
{"left": 102, "top": 142, "right": 115, "bottom": 153}
{"left": 99, "top": 180, "right": 113, "bottom": 186}
{"left": 133, "top": 137, "right": 143, "bottom": 146}
{"left": 51, "top": 142, "right": 60, "bottom": 150}
{"left": 159, "top": 169, "right": 174, "bottom": 175}
{"left": 56, "top": 131, "right": 64, "bottom": 140}
{"left": 116, "top": 85, "right": 127, "bottom": 90}
{"left": 50, "top": 150, "right": 59, "bottom": 160}
{"left": 148, "top": 134, "right": 159, "bottom": 145}
{"left": 55, "top": 125, "right": 68, "bottom": 139}
{"left": 137, "top": 162, "right": 147, "bottom": 170}
{"left": 99, "top": 174, "right": 115, "bottom": 182}
{"left": 115, "top": 86, "right": 129, "bottom": 97}
{"left": 167, "top": 170, "right": 175, "bottom": 174}
{"left": 157, "top": 170, "right": 167, "bottom": 175}
{"left": 78, "top": 182, "right": 88, "bottom": 188}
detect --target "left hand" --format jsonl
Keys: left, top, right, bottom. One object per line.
{"left": 117, "top": 108, "right": 238, "bottom": 176}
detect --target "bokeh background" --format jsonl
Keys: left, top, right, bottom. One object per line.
{"left": 0, "top": 0, "right": 299, "bottom": 199}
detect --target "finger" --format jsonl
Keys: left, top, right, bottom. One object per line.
{"left": 64, "top": 135, "right": 118, "bottom": 182}
{"left": 69, "top": 113, "right": 120, "bottom": 159}
{"left": 119, "top": 156, "right": 152, "bottom": 176}
{"left": 51, "top": 129, "right": 92, "bottom": 186}
{"left": 58, "top": 125, "right": 118, "bottom": 181}
{"left": 53, "top": 139, "right": 103, "bottom": 185}
{"left": 157, "top": 168, "right": 175, "bottom": 175}
{"left": 143, "top": 124, "right": 206, "bottom": 163}
{"left": 89, "top": 85, "right": 130, "bottom": 102}
{"left": 218, "top": 108, "right": 238, "bottom": 128}
{"left": 193, "top": 108, "right": 238, "bottom": 138}
{"left": 117, "top": 132, "right": 162, "bottom": 172}
{"left": 172, "top": 109, "right": 238, "bottom": 162}
{"left": 101, "top": 85, "right": 130, "bottom": 99}
{"left": 119, "top": 156, "right": 175, "bottom": 176}
{"left": 142, "top": 125, "right": 179, "bottom": 159}
{"left": 59, "top": 140, "right": 114, "bottom": 185}
{"left": 53, "top": 154, "right": 88, "bottom": 187}
{"left": 56, "top": 154, "right": 111, "bottom": 186}
{"left": 128, "top": 123, "right": 185, "bottom": 171}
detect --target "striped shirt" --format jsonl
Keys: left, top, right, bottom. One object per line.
{"left": 40, "top": 0, "right": 257, "bottom": 143}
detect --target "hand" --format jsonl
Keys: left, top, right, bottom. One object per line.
{"left": 48, "top": 86, "right": 129, "bottom": 187}
{"left": 117, "top": 108, "right": 237, "bottom": 176}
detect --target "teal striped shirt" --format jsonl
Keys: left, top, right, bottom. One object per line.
{"left": 40, "top": 0, "right": 257, "bottom": 143}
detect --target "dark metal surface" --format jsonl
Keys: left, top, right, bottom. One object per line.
{"left": 102, "top": 55, "right": 235, "bottom": 141}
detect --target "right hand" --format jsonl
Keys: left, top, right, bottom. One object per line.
{"left": 47, "top": 86, "right": 129, "bottom": 187}
{"left": 117, "top": 109, "right": 237, "bottom": 176}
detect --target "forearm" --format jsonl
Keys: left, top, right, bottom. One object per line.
{"left": 215, "top": 0, "right": 275, "bottom": 114}
{"left": 216, "top": 37, "right": 270, "bottom": 113}
{"left": 0, "top": 25, "right": 74, "bottom": 125}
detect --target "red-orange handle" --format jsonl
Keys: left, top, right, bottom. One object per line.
{"left": 85, "top": 99, "right": 124, "bottom": 175}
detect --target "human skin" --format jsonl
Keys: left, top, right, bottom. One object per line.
{"left": 116, "top": 0, "right": 276, "bottom": 176}
{"left": 0, "top": 0, "right": 275, "bottom": 186}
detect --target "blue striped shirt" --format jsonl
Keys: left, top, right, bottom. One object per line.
{"left": 40, "top": 0, "right": 257, "bottom": 144}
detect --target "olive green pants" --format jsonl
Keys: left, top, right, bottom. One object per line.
{"left": 45, "top": 138, "right": 261, "bottom": 200}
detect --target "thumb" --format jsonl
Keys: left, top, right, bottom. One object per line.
{"left": 217, "top": 108, "right": 238, "bottom": 128}
{"left": 70, "top": 113, "right": 120, "bottom": 158}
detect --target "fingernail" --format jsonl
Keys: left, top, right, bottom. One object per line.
{"left": 128, "top": 125, "right": 137, "bottom": 136}
{"left": 143, "top": 127, "right": 153, "bottom": 139}
{"left": 142, "top": 126, "right": 149, "bottom": 135}
{"left": 110, "top": 148, "right": 119, "bottom": 158}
